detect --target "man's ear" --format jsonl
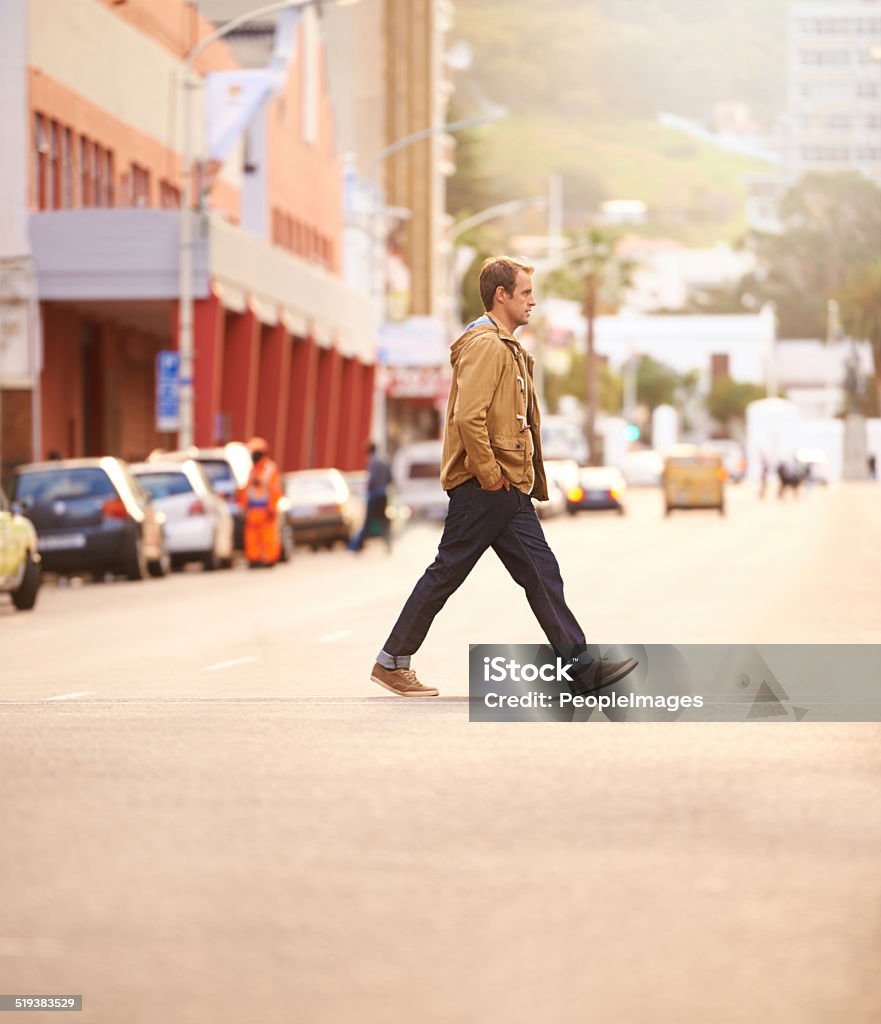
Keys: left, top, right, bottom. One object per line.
{"left": 495, "top": 285, "right": 506, "bottom": 306}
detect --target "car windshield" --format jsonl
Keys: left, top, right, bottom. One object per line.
{"left": 287, "top": 477, "right": 341, "bottom": 503}
{"left": 135, "top": 471, "right": 194, "bottom": 499}
{"left": 198, "top": 460, "right": 236, "bottom": 490}
{"left": 406, "top": 462, "right": 439, "bottom": 480}
{"left": 12, "top": 467, "right": 115, "bottom": 502}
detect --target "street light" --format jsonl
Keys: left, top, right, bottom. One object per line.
{"left": 177, "top": 0, "right": 360, "bottom": 449}
{"left": 367, "top": 114, "right": 503, "bottom": 300}
{"left": 447, "top": 195, "right": 548, "bottom": 331}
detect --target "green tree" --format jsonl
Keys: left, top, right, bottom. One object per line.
{"left": 749, "top": 173, "right": 881, "bottom": 338}
{"left": 636, "top": 355, "right": 680, "bottom": 411}
{"left": 838, "top": 260, "right": 881, "bottom": 417}
{"left": 705, "top": 376, "right": 766, "bottom": 431}
{"left": 543, "top": 351, "right": 622, "bottom": 417}
{"left": 543, "top": 229, "right": 634, "bottom": 463}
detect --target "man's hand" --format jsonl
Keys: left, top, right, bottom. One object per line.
{"left": 483, "top": 475, "right": 510, "bottom": 491}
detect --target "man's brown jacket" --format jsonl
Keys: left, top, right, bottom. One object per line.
{"left": 440, "top": 313, "right": 549, "bottom": 501}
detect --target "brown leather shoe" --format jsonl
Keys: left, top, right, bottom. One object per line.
{"left": 574, "top": 657, "right": 638, "bottom": 695}
{"left": 370, "top": 663, "right": 439, "bottom": 697}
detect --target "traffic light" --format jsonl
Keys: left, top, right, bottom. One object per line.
{"left": 624, "top": 423, "right": 641, "bottom": 443}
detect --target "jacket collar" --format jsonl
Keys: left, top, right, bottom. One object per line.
{"left": 486, "top": 311, "right": 519, "bottom": 344}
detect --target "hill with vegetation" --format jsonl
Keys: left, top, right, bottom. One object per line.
{"left": 449, "top": 0, "right": 790, "bottom": 243}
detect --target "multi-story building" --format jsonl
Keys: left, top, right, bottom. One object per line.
{"left": 0, "top": 0, "right": 375, "bottom": 480}
{"left": 785, "top": 0, "right": 881, "bottom": 184}
{"left": 323, "top": 0, "right": 455, "bottom": 451}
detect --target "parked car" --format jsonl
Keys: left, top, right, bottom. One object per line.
{"left": 151, "top": 443, "right": 251, "bottom": 550}
{"left": 283, "top": 468, "right": 358, "bottom": 549}
{"left": 702, "top": 439, "right": 746, "bottom": 483}
{"left": 392, "top": 440, "right": 448, "bottom": 520}
{"left": 534, "top": 461, "right": 573, "bottom": 519}
{"left": 617, "top": 449, "right": 664, "bottom": 487}
{"left": 534, "top": 481, "right": 567, "bottom": 519}
{"left": 8, "top": 457, "right": 169, "bottom": 580}
{"left": 566, "top": 466, "right": 627, "bottom": 515}
{"left": 130, "top": 460, "right": 234, "bottom": 571}
{"left": 0, "top": 485, "right": 42, "bottom": 610}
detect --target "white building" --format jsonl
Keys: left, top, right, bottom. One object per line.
{"left": 616, "top": 238, "right": 757, "bottom": 314}
{"left": 786, "top": 0, "right": 881, "bottom": 186}
{"left": 537, "top": 302, "right": 777, "bottom": 390}
{"left": 775, "top": 337, "right": 875, "bottom": 417}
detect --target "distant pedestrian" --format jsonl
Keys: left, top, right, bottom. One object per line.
{"left": 350, "top": 442, "right": 393, "bottom": 553}
{"left": 869, "top": 454, "right": 877, "bottom": 480}
{"left": 367, "top": 255, "right": 638, "bottom": 698}
{"left": 238, "top": 436, "right": 283, "bottom": 568}
{"left": 777, "top": 458, "right": 801, "bottom": 499}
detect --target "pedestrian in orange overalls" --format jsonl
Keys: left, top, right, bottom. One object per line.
{"left": 238, "top": 436, "right": 282, "bottom": 568}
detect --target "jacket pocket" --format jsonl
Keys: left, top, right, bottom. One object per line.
{"left": 489, "top": 433, "right": 527, "bottom": 480}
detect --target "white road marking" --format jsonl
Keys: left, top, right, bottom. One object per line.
{"left": 317, "top": 629, "right": 354, "bottom": 645}
{"left": 201, "top": 656, "right": 260, "bottom": 672}
{"left": 44, "top": 691, "right": 96, "bottom": 702}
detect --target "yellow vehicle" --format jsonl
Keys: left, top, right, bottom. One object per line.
{"left": 662, "top": 446, "right": 726, "bottom": 517}
{"left": 0, "top": 484, "right": 42, "bottom": 610}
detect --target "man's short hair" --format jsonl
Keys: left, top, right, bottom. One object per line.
{"left": 479, "top": 256, "right": 535, "bottom": 312}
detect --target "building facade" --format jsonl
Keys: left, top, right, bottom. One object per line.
{"left": 0, "top": 0, "right": 375, "bottom": 481}
{"left": 786, "top": 0, "right": 881, "bottom": 185}
{"left": 323, "top": 0, "right": 455, "bottom": 452}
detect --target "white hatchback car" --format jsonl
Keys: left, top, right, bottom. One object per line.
{"left": 131, "top": 460, "right": 234, "bottom": 571}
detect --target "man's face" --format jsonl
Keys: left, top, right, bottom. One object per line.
{"left": 499, "top": 270, "right": 536, "bottom": 328}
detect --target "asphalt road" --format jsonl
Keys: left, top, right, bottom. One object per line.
{"left": 1, "top": 482, "right": 880, "bottom": 1023}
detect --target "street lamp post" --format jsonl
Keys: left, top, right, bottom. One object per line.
{"left": 367, "top": 115, "right": 501, "bottom": 302}
{"left": 177, "top": 0, "right": 359, "bottom": 449}
{"left": 365, "top": 114, "right": 503, "bottom": 454}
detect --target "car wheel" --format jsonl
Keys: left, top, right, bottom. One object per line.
{"left": 202, "top": 546, "right": 219, "bottom": 572}
{"left": 123, "top": 534, "right": 147, "bottom": 581}
{"left": 11, "top": 552, "right": 41, "bottom": 611}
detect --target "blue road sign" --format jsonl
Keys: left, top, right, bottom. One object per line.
{"left": 156, "top": 350, "right": 181, "bottom": 432}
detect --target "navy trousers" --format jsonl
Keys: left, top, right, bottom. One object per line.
{"left": 382, "top": 478, "right": 591, "bottom": 668}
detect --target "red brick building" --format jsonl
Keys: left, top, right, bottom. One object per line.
{"left": 0, "top": 0, "right": 375, "bottom": 480}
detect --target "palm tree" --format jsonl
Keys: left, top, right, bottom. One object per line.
{"left": 543, "top": 228, "right": 634, "bottom": 464}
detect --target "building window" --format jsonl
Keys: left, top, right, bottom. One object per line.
{"left": 105, "top": 150, "right": 115, "bottom": 207}
{"left": 48, "top": 121, "right": 61, "bottom": 209}
{"left": 34, "top": 114, "right": 48, "bottom": 210}
{"left": 80, "top": 137, "right": 94, "bottom": 207}
{"left": 130, "top": 163, "right": 151, "bottom": 207}
{"left": 159, "top": 180, "right": 181, "bottom": 209}
{"left": 800, "top": 50, "right": 851, "bottom": 66}
{"left": 711, "top": 354, "right": 729, "bottom": 381}
{"left": 61, "top": 127, "right": 74, "bottom": 208}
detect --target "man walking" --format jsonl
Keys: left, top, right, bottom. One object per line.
{"left": 370, "top": 256, "right": 637, "bottom": 697}
{"left": 349, "top": 442, "right": 393, "bottom": 553}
